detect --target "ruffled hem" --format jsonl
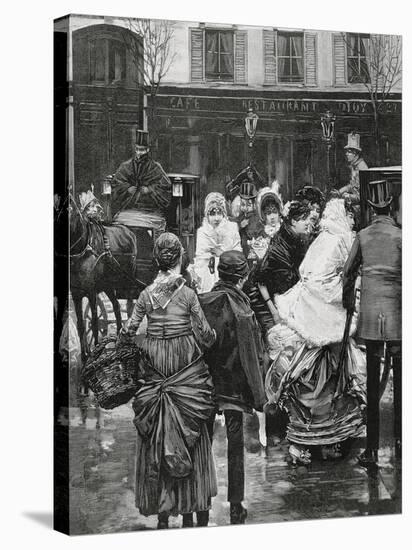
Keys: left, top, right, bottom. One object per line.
{"left": 287, "top": 414, "right": 365, "bottom": 446}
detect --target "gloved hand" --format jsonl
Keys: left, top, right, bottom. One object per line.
{"left": 208, "top": 256, "right": 216, "bottom": 274}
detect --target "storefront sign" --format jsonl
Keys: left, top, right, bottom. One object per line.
{"left": 155, "top": 94, "right": 401, "bottom": 116}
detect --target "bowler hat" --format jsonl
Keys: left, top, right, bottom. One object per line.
{"left": 136, "top": 129, "right": 150, "bottom": 148}
{"left": 218, "top": 250, "right": 249, "bottom": 280}
{"left": 367, "top": 179, "right": 393, "bottom": 209}
{"left": 344, "top": 132, "right": 362, "bottom": 153}
{"left": 239, "top": 181, "right": 258, "bottom": 200}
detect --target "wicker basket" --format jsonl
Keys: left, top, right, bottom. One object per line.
{"left": 83, "top": 335, "right": 141, "bottom": 409}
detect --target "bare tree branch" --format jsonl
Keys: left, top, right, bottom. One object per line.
{"left": 340, "top": 32, "right": 402, "bottom": 163}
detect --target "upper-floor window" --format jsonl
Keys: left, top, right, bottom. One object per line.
{"left": 90, "top": 38, "right": 126, "bottom": 84}
{"left": 277, "top": 32, "right": 304, "bottom": 83}
{"left": 347, "top": 33, "right": 370, "bottom": 83}
{"left": 205, "top": 30, "right": 234, "bottom": 81}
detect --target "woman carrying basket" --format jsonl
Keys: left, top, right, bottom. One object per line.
{"left": 119, "top": 233, "right": 217, "bottom": 529}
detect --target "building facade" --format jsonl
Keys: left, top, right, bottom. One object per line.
{"left": 152, "top": 21, "right": 401, "bottom": 201}
{"left": 54, "top": 14, "right": 144, "bottom": 194}
{"left": 54, "top": 15, "right": 402, "bottom": 203}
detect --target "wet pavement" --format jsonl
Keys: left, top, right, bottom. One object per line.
{"left": 64, "top": 379, "right": 401, "bottom": 535}
{"left": 60, "top": 298, "right": 401, "bottom": 534}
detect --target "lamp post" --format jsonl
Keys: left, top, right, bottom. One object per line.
{"left": 320, "top": 110, "right": 336, "bottom": 188}
{"left": 245, "top": 108, "right": 259, "bottom": 163}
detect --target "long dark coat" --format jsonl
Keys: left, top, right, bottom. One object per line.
{"left": 111, "top": 154, "right": 171, "bottom": 215}
{"left": 343, "top": 215, "right": 401, "bottom": 341}
{"left": 199, "top": 282, "right": 267, "bottom": 413}
{"left": 255, "top": 222, "right": 305, "bottom": 297}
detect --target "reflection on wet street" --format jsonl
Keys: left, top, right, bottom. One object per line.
{"left": 65, "top": 378, "right": 401, "bottom": 535}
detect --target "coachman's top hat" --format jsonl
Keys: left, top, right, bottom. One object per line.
{"left": 367, "top": 179, "right": 393, "bottom": 209}
{"left": 344, "top": 132, "right": 362, "bottom": 152}
{"left": 135, "top": 129, "right": 150, "bottom": 148}
{"left": 239, "top": 181, "right": 258, "bottom": 200}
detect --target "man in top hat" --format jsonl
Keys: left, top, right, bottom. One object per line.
{"left": 234, "top": 181, "right": 264, "bottom": 259}
{"left": 343, "top": 179, "right": 402, "bottom": 467}
{"left": 109, "top": 129, "right": 172, "bottom": 231}
{"left": 199, "top": 250, "right": 267, "bottom": 525}
{"left": 338, "top": 132, "right": 368, "bottom": 204}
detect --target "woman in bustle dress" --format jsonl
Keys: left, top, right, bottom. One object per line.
{"left": 120, "top": 233, "right": 217, "bottom": 528}
{"left": 266, "top": 199, "right": 366, "bottom": 464}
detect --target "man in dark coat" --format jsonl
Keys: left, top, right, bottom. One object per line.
{"left": 199, "top": 251, "right": 267, "bottom": 525}
{"left": 110, "top": 130, "right": 172, "bottom": 230}
{"left": 343, "top": 180, "right": 402, "bottom": 466}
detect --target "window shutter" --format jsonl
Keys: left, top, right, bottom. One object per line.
{"left": 190, "top": 28, "right": 204, "bottom": 82}
{"left": 234, "top": 30, "right": 248, "bottom": 83}
{"left": 263, "top": 29, "right": 277, "bottom": 85}
{"left": 304, "top": 32, "right": 317, "bottom": 86}
{"left": 333, "top": 33, "right": 347, "bottom": 86}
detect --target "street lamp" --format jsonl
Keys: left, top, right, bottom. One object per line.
{"left": 245, "top": 108, "right": 259, "bottom": 161}
{"left": 320, "top": 110, "right": 336, "bottom": 187}
{"left": 321, "top": 110, "right": 336, "bottom": 143}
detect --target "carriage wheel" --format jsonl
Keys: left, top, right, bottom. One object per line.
{"left": 83, "top": 295, "right": 108, "bottom": 352}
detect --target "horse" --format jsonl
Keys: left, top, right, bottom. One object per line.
{"left": 68, "top": 193, "right": 144, "bottom": 361}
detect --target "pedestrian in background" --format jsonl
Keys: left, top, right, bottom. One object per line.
{"left": 343, "top": 180, "right": 402, "bottom": 467}
{"left": 192, "top": 192, "right": 241, "bottom": 293}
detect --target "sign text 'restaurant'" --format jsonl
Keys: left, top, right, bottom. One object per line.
{"left": 159, "top": 96, "right": 400, "bottom": 115}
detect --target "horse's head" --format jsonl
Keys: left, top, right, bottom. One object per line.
{"left": 68, "top": 193, "right": 89, "bottom": 254}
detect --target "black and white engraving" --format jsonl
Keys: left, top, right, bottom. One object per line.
{"left": 53, "top": 14, "right": 402, "bottom": 535}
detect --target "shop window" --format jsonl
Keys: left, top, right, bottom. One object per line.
{"left": 205, "top": 30, "right": 234, "bottom": 81}
{"left": 347, "top": 33, "right": 370, "bottom": 83}
{"left": 90, "top": 38, "right": 126, "bottom": 85}
{"left": 277, "top": 32, "right": 304, "bottom": 83}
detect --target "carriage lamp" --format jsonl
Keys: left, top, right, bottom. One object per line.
{"left": 320, "top": 110, "right": 336, "bottom": 144}
{"left": 102, "top": 175, "right": 113, "bottom": 195}
{"left": 172, "top": 177, "right": 184, "bottom": 197}
{"left": 245, "top": 108, "right": 259, "bottom": 148}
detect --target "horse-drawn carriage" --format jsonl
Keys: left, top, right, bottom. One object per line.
{"left": 66, "top": 173, "right": 201, "bottom": 357}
